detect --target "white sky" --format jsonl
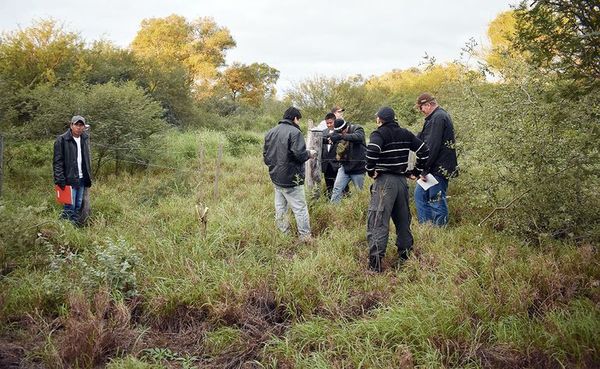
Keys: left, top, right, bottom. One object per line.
{"left": 1, "top": 0, "right": 516, "bottom": 94}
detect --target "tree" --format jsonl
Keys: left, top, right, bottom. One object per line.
{"left": 222, "top": 62, "right": 279, "bottom": 106}
{"left": 130, "top": 14, "right": 236, "bottom": 96}
{"left": 83, "top": 82, "right": 169, "bottom": 174}
{"left": 512, "top": 0, "right": 600, "bottom": 86}
{"left": 0, "top": 19, "right": 86, "bottom": 90}
{"left": 485, "top": 11, "right": 521, "bottom": 71}
{"left": 82, "top": 40, "right": 138, "bottom": 85}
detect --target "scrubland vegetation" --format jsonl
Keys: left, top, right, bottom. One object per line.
{"left": 1, "top": 1, "right": 598, "bottom": 368}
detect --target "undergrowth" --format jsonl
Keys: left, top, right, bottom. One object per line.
{"left": 0, "top": 130, "right": 598, "bottom": 368}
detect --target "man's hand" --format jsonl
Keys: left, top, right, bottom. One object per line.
{"left": 57, "top": 182, "right": 66, "bottom": 190}
{"left": 330, "top": 133, "right": 342, "bottom": 143}
{"left": 420, "top": 174, "right": 427, "bottom": 182}
{"left": 309, "top": 149, "right": 317, "bottom": 159}
{"left": 409, "top": 174, "right": 417, "bottom": 180}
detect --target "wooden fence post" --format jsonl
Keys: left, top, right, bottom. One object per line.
{"left": 305, "top": 120, "right": 323, "bottom": 199}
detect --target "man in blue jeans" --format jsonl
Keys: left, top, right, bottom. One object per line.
{"left": 414, "top": 93, "right": 458, "bottom": 226}
{"left": 53, "top": 115, "right": 93, "bottom": 225}
{"left": 329, "top": 118, "right": 367, "bottom": 203}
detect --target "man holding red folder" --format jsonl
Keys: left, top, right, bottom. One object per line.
{"left": 53, "top": 115, "right": 92, "bottom": 225}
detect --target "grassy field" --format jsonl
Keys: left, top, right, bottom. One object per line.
{"left": 0, "top": 130, "right": 598, "bottom": 368}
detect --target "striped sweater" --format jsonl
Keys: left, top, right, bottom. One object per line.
{"left": 365, "top": 121, "right": 429, "bottom": 177}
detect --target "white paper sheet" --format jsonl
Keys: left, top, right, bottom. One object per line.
{"left": 417, "top": 173, "right": 439, "bottom": 191}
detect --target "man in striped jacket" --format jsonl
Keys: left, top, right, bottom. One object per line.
{"left": 365, "top": 107, "right": 429, "bottom": 273}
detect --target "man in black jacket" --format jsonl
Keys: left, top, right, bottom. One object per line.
{"left": 321, "top": 112, "right": 339, "bottom": 196}
{"left": 53, "top": 115, "right": 93, "bottom": 224}
{"left": 414, "top": 93, "right": 458, "bottom": 226}
{"left": 264, "top": 107, "right": 316, "bottom": 242}
{"left": 366, "top": 107, "right": 429, "bottom": 272}
{"left": 328, "top": 118, "right": 367, "bottom": 203}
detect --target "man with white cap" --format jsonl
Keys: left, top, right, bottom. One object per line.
{"left": 53, "top": 115, "right": 93, "bottom": 225}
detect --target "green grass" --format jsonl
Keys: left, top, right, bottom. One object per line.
{"left": 0, "top": 130, "right": 598, "bottom": 368}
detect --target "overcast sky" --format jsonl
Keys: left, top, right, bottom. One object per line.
{"left": 1, "top": 0, "right": 516, "bottom": 93}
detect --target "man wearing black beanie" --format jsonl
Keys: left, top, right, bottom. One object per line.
{"left": 365, "top": 107, "right": 429, "bottom": 272}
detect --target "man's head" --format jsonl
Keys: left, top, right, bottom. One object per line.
{"left": 70, "top": 115, "right": 86, "bottom": 137}
{"left": 331, "top": 106, "right": 345, "bottom": 119}
{"left": 283, "top": 107, "right": 302, "bottom": 124}
{"left": 324, "top": 112, "right": 336, "bottom": 130}
{"left": 415, "top": 93, "right": 437, "bottom": 116}
{"left": 375, "top": 107, "right": 396, "bottom": 125}
{"left": 334, "top": 118, "right": 348, "bottom": 132}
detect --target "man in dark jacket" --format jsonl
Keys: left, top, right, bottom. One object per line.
{"left": 321, "top": 112, "right": 349, "bottom": 197}
{"left": 414, "top": 93, "right": 458, "bottom": 226}
{"left": 264, "top": 107, "right": 316, "bottom": 241}
{"left": 328, "top": 118, "right": 367, "bottom": 203}
{"left": 53, "top": 115, "right": 93, "bottom": 224}
{"left": 366, "top": 107, "right": 429, "bottom": 272}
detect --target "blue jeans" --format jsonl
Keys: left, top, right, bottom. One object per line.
{"left": 414, "top": 174, "right": 449, "bottom": 226}
{"left": 330, "top": 166, "right": 365, "bottom": 203}
{"left": 274, "top": 184, "right": 311, "bottom": 238}
{"left": 62, "top": 180, "right": 85, "bottom": 223}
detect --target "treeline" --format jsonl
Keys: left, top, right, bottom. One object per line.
{"left": 0, "top": 15, "right": 283, "bottom": 135}
{"left": 1, "top": 1, "right": 599, "bottom": 242}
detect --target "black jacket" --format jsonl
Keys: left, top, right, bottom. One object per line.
{"left": 321, "top": 128, "right": 340, "bottom": 174}
{"left": 263, "top": 119, "right": 310, "bottom": 187}
{"left": 417, "top": 107, "right": 458, "bottom": 179}
{"left": 53, "top": 129, "right": 93, "bottom": 187}
{"left": 333, "top": 123, "right": 366, "bottom": 175}
{"left": 366, "top": 121, "right": 429, "bottom": 177}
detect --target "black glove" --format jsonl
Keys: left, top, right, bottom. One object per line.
{"left": 57, "top": 182, "right": 66, "bottom": 190}
{"left": 330, "top": 133, "right": 342, "bottom": 143}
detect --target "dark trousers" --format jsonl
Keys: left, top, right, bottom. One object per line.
{"left": 367, "top": 174, "right": 413, "bottom": 271}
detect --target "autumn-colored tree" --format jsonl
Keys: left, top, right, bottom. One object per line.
{"left": 130, "top": 14, "right": 236, "bottom": 96}
{"left": 485, "top": 10, "right": 520, "bottom": 71}
{"left": 222, "top": 62, "right": 279, "bottom": 106}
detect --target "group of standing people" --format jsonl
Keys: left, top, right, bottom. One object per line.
{"left": 263, "top": 93, "right": 458, "bottom": 272}
{"left": 53, "top": 93, "right": 456, "bottom": 274}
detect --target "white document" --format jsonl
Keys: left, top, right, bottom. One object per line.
{"left": 417, "top": 173, "right": 439, "bottom": 191}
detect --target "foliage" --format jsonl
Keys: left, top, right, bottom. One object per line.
{"left": 49, "top": 238, "right": 141, "bottom": 299}
{"left": 484, "top": 10, "right": 521, "bottom": 72}
{"left": 287, "top": 75, "right": 381, "bottom": 123}
{"left": 83, "top": 40, "right": 139, "bottom": 85}
{"left": 82, "top": 81, "right": 170, "bottom": 174}
{"left": 444, "top": 56, "right": 600, "bottom": 242}
{"left": 513, "top": 0, "right": 600, "bottom": 87}
{"left": 222, "top": 62, "right": 280, "bottom": 107}
{"left": 130, "top": 14, "right": 236, "bottom": 99}
{"left": 225, "top": 130, "right": 261, "bottom": 157}
{"left": 0, "top": 18, "right": 86, "bottom": 90}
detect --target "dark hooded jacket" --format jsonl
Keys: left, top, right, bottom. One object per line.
{"left": 53, "top": 128, "right": 92, "bottom": 187}
{"left": 263, "top": 119, "right": 310, "bottom": 187}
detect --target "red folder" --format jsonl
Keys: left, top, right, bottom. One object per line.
{"left": 55, "top": 185, "right": 72, "bottom": 205}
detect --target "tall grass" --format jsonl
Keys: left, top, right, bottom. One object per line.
{"left": 0, "top": 130, "right": 597, "bottom": 368}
